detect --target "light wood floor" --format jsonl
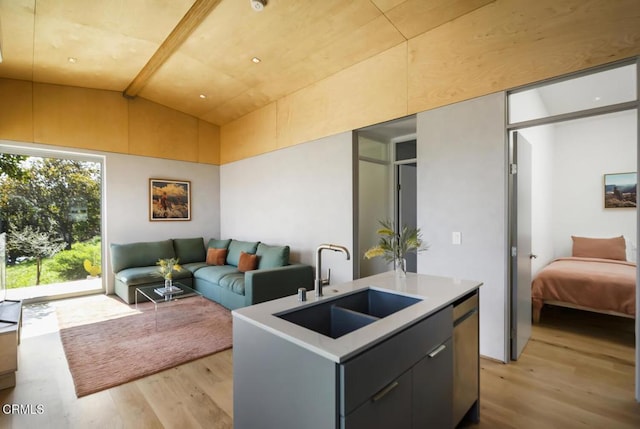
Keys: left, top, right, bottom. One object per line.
{"left": 0, "top": 298, "right": 638, "bottom": 429}
{"left": 462, "top": 306, "right": 639, "bottom": 429}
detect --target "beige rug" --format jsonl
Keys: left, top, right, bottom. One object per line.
{"left": 56, "top": 294, "right": 232, "bottom": 397}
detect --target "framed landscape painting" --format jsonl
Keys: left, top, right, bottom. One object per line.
{"left": 149, "top": 179, "right": 191, "bottom": 221}
{"left": 604, "top": 172, "right": 637, "bottom": 209}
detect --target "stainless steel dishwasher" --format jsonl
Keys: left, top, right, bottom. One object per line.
{"left": 452, "top": 291, "right": 480, "bottom": 427}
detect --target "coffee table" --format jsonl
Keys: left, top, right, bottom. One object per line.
{"left": 135, "top": 282, "right": 203, "bottom": 329}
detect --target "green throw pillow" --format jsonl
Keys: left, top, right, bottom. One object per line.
{"left": 257, "top": 243, "right": 290, "bottom": 269}
{"left": 226, "top": 240, "right": 259, "bottom": 267}
{"left": 207, "top": 238, "right": 231, "bottom": 250}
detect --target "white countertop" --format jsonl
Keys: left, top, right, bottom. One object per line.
{"left": 232, "top": 272, "right": 482, "bottom": 363}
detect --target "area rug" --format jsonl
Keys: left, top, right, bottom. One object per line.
{"left": 56, "top": 294, "right": 232, "bottom": 397}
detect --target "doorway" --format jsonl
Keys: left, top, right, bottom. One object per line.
{"left": 395, "top": 140, "right": 418, "bottom": 273}
{"left": 354, "top": 116, "right": 417, "bottom": 279}
{"left": 507, "top": 60, "right": 639, "bottom": 361}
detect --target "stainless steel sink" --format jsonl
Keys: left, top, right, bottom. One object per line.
{"left": 275, "top": 288, "right": 422, "bottom": 339}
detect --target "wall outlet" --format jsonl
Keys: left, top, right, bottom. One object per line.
{"left": 452, "top": 231, "right": 461, "bottom": 245}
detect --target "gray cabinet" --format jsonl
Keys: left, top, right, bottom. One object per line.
{"left": 234, "top": 302, "right": 461, "bottom": 429}
{"left": 342, "top": 369, "right": 412, "bottom": 429}
{"left": 413, "top": 338, "right": 453, "bottom": 428}
{"left": 343, "top": 336, "right": 453, "bottom": 429}
{"left": 340, "top": 306, "right": 453, "bottom": 428}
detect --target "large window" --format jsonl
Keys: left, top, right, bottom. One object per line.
{"left": 0, "top": 148, "right": 104, "bottom": 301}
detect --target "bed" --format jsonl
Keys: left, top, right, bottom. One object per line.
{"left": 531, "top": 235, "right": 636, "bottom": 323}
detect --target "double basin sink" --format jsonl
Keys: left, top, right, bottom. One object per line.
{"left": 276, "top": 288, "right": 422, "bottom": 339}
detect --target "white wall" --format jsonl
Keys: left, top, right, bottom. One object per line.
{"left": 0, "top": 140, "right": 221, "bottom": 295}
{"left": 105, "top": 153, "right": 221, "bottom": 292}
{"left": 219, "top": 132, "right": 353, "bottom": 285}
{"left": 416, "top": 93, "right": 508, "bottom": 362}
{"left": 552, "top": 110, "right": 637, "bottom": 259}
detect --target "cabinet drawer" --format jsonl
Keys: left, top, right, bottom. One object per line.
{"left": 341, "top": 369, "right": 412, "bottom": 429}
{"left": 340, "top": 305, "right": 452, "bottom": 416}
{"left": 413, "top": 337, "right": 453, "bottom": 429}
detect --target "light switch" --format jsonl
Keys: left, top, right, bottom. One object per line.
{"left": 452, "top": 231, "right": 461, "bottom": 245}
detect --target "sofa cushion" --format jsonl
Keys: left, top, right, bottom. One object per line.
{"left": 116, "top": 265, "right": 191, "bottom": 286}
{"left": 173, "top": 237, "right": 206, "bottom": 264}
{"left": 110, "top": 240, "right": 175, "bottom": 273}
{"left": 238, "top": 251, "right": 258, "bottom": 272}
{"left": 181, "top": 261, "right": 208, "bottom": 274}
{"left": 206, "top": 248, "right": 227, "bottom": 265}
{"left": 227, "top": 240, "right": 259, "bottom": 266}
{"left": 208, "top": 238, "right": 232, "bottom": 249}
{"left": 218, "top": 273, "right": 246, "bottom": 295}
{"left": 194, "top": 265, "right": 240, "bottom": 284}
{"left": 257, "top": 243, "right": 290, "bottom": 269}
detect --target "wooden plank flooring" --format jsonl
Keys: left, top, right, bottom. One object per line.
{"left": 0, "top": 298, "right": 638, "bottom": 428}
{"left": 461, "top": 305, "right": 639, "bottom": 429}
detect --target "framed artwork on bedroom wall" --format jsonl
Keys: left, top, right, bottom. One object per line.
{"left": 604, "top": 172, "right": 637, "bottom": 209}
{"left": 149, "top": 178, "right": 191, "bottom": 221}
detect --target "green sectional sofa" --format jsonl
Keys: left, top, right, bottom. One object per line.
{"left": 109, "top": 237, "right": 313, "bottom": 309}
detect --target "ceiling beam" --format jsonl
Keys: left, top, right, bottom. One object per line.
{"left": 123, "top": 0, "right": 223, "bottom": 98}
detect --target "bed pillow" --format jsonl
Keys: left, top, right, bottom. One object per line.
{"left": 571, "top": 235, "right": 626, "bottom": 261}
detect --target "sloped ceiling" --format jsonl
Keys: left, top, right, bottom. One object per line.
{"left": 0, "top": 0, "right": 494, "bottom": 126}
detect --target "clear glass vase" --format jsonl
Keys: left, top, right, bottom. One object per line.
{"left": 164, "top": 278, "right": 173, "bottom": 291}
{"left": 394, "top": 258, "right": 407, "bottom": 278}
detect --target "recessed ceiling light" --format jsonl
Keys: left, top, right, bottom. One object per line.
{"left": 67, "top": 57, "right": 77, "bottom": 64}
{"left": 250, "top": 0, "right": 267, "bottom": 12}
{"left": 594, "top": 96, "right": 601, "bottom": 101}
{"left": 199, "top": 94, "right": 207, "bottom": 99}
{"left": 251, "top": 57, "right": 261, "bottom": 64}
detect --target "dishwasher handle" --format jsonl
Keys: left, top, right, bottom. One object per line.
{"left": 454, "top": 307, "right": 477, "bottom": 327}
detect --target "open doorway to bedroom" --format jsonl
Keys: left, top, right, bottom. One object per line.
{"left": 508, "top": 60, "right": 638, "bottom": 364}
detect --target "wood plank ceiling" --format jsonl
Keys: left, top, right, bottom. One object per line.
{"left": 0, "top": 0, "right": 494, "bottom": 126}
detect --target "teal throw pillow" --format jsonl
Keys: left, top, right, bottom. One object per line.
{"left": 207, "top": 238, "right": 231, "bottom": 250}
{"left": 226, "top": 240, "right": 259, "bottom": 267}
{"left": 257, "top": 243, "right": 290, "bottom": 269}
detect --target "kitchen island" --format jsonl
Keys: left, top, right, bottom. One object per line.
{"left": 232, "top": 272, "right": 482, "bottom": 429}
